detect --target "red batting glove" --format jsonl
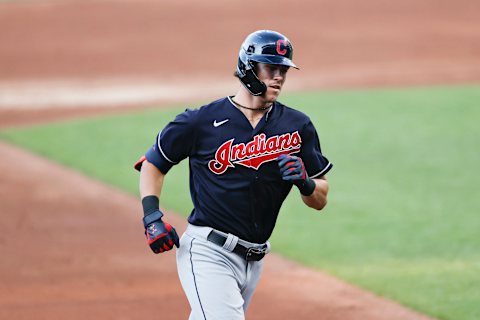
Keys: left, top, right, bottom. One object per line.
{"left": 143, "top": 210, "right": 180, "bottom": 254}
{"left": 277, "top": 154, "right": 316, "bottom": 196}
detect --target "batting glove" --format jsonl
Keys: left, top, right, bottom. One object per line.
{"left": 141, "top": 195, "right": 179, "bottom": 254}
{"left": 277, "top": 154, "right": 316, "bottom": 196}
{"left": 143, "top": 210, "right": 180, "bottom": 254}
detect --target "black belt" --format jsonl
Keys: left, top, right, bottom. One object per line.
{"left": 207, "top": 231, "right": 268, "bottom": 261}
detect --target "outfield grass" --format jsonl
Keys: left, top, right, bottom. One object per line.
{"left": 1, "top": 84, "right": 479, "bottom": 320}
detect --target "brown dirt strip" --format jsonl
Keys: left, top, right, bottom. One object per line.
{"left": 1, "top": 0, "right": 479, "bottom": 82}
{"left": 0, "top": 142, "right": 433, "bottom": 320}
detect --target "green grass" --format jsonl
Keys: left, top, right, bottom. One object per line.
{"left": 2, "top": 84, "right": 480, "bottom": 320}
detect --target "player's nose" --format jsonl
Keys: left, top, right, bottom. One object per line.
{"left": 271, "top": 67, "right": 288, "bottom": 80}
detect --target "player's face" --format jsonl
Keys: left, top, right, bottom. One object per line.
{"left": 256, "top": 63, "right": 289, "bottom": 102}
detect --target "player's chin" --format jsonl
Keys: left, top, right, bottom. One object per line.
{"left": 265, "top": 87, "right": 282, "bottom": 102}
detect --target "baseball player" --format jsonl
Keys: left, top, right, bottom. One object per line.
{"left": 134, "top": 30, "right": 333, "bottom": 319}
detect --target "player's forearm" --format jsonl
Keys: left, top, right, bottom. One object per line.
{"left": 139, "top": 160, "right": 165, "bottom": 199}
{"left": 301, "top": 177, "right": 329, "bottom": 210}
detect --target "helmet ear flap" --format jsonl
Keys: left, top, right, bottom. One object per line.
{"left": 237, "top": 55, "right": 267, "bottom": 96}
{"left": 241, "top": 67, "right": 267, "bottom": 96}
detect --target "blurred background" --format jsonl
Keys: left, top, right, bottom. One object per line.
{"left": 1, "top": 1, "right": 479, "bottom": 320}
{"left": 1, "top": 0, "right": 479, "bottom": 123}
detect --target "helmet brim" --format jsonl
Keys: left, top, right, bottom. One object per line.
{"left": 249, "top": 54, "right": 299, "bottom": 69}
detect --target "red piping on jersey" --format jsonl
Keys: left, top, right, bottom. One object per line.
{"left": 134, "top": 155, "right": 147, "bottom": 171}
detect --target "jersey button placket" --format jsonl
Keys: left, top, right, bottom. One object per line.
{"left": 251, "top": 173, "right": 260, "bottom": 236}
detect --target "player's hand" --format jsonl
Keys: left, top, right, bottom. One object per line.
{"left": 277, "top": 154, "right": 307, "bottom": 184}
{"left": 277, "top": 154, "right": 316, "bottom": 196}
{"left": 143, "top": 210, "right": 180, "bottom": 254}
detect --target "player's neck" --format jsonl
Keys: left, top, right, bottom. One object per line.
{"left": 231, "top": 90, "right": 273, "bottom": 129}
{"left": 232, "top": 89, "right": 272, "bottom": 115}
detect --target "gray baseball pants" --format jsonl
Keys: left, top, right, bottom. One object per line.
{"left": 176, "top": 224, "right": 269, "bottom": 320}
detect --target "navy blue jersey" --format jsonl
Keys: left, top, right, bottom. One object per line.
{"left": 137, "top": 96, "right": 332, "bottom": 243}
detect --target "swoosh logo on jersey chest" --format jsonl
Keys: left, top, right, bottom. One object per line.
{"left": 213, "top": 119, "right": 229, "bottom": 127}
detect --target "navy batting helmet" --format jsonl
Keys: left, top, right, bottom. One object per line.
{"left": 236, "top": 30, "right": 298, "bottom": 96}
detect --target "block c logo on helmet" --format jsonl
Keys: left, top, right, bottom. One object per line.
{"left": 276, "top": 39, "right": 287, "bottom": 55}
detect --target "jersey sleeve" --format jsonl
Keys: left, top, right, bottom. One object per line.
{"left": 134, "top": 108, "right": 198, "bottom": 174}
{"left": 300, "top": 120, "right": 333, "bottom": 178}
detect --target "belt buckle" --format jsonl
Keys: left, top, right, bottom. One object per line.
{"left": 245, "top": 246, "right": 267, "bottom": 261}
